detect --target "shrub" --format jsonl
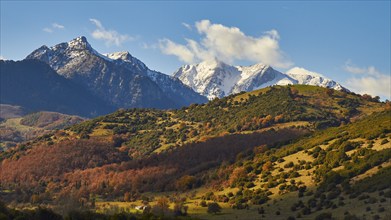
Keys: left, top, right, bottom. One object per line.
{"left": 284, "top": 162, "right": 294, "bottom": 168}
{"left": 175, "top": 175, "right": 196, "bottom": 191}
{"left": 367, "top": 197, "right": 377, "bottom": 204}
{"left": 289, "top": 171, "right": 300, "bottom": 178}
{"left": 257, "top": 207, "right": 265, "bottom": 214}
{"left": 207, "top": 202, "right": 222, "bottom": 214}
{"left": 301, "top": 206, "right": 311, "bottom": 215}
{"left": 343, "top": 214, "right": 360, "bottom": 220}
{"left": 378, "top": 207, "right": 385, "bottom": 212}
{"left": 246, "top": 182, "right": 255, "bottom": 188}
{"left": 380, "top": 139, "right": 389, "bottom": 145}
{"left": 315, "top": 212, "right": 333, "bottom": 220}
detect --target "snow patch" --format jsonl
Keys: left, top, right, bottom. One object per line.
{"left": 287, "top": 67, "right": 323, "bottom": 78}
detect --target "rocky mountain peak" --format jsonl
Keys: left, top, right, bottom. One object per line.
{"left": 67, "top": 36, "right": 91, "bottom": 50}
{"left": 105, "top": 51, "right": 147, "bottom": 72}
{"left": 106, "top": 51, "right": 131, "bottom": 60}
{"left": 25, "top": 36, "right": 207, "bottom": 109}
{"left": 198, "top": 58, "right": 227, "bottom": 69}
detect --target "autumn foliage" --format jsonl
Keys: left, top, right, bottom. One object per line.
{"left": 0, "top": 128, "right": 306, "bottom": 201}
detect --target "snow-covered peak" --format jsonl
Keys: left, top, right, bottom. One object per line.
{"left": 66, "top": 36, "right": 92, "bottom": 50}
{"left": 197, "top": 58, "right": 228, "bottom": 69}
{"left": 30, "top": 45, "right": 50, "bottom": 57}
{"left": 174, "top": 61, "right": 291, "bottom": 100}
{"left": 237, "top": 63, "right": 270, "bottom": 81}
{"left": 105, "top": 51, "right": 147, "bottom": 72}
{"left": 37, "top": 45, "right": 50, "bottom": 51}
{"left": 287, "top": 67, "right": 323, "bottom": 78}
{"left": 173, "top": 59, "right": 241, "bottom": 99}
{"left": 105, "top": 51, "right": 131, "bottom": 60}
{"left": 286, "top": 67, "right": 346, "bottom": 91}
{"left": 26, "top": 36, "right": 151, "bottom": 76}
{"left": 26, "top": 36, "right": 111, "bottom": 75}
{"left": 174, "top": 62, "right": 347, "bottom": 100}
{"left": 194, "top": 59, "right": 237, "bottom": 79}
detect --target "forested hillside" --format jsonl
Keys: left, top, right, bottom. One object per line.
{"left": 0, "top": 85, "right": 389, "bottom": 220}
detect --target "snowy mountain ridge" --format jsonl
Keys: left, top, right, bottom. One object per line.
{"left": 26, "top": 36, "right": 207, "bottom": 109}
{"left": 174, "top": 59, "right": 346, "bottom": 100}
{"left": 286, "top": 67, "right": 345, "bottom": 91}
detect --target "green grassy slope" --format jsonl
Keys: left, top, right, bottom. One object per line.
{"left": 185, "top": 110, "right": 391, "bottom": 220}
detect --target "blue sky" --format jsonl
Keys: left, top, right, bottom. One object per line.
{"left": 1, "top": 1, "right": 390, "bottom": 99}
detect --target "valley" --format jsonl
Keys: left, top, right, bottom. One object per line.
{"left": 0, "top": 107, "right": 84, "bottom": 149}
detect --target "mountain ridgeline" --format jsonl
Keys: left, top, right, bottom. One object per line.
{"left": 174, "top": 59, "right": 346, "bottom": 100}
{"left": 2, "top": 36, "right": 350, "bottom": 118}
{"left": 25, "top": 36, "right": 207, "bottom": 110}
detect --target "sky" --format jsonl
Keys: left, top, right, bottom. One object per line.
{"left": 1, "top": 1, "right": 390, "bottom": 99}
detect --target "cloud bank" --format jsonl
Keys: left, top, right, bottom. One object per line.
{"left": 159, "top": 20, "right": 293, "bottom": 68}
{"left": 344, "top": 61, "right": 390, "bottom": 100}
{"left": 344, "top": 60, "right": 380, "bottom": 75}
{"left": 90, "top": 18, "right": 132, "bottom": 46}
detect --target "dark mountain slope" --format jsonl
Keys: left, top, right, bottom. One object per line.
{"left": 0, "top": 60, "right": 115, "bottom": 117}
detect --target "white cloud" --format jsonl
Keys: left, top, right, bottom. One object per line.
{"left": 43, "top": 27, "right": 53, "bottom": 33}
{"left": 159, "top": 39, "right": 194, "bottom": 63}
{"left": 0, "top": 55, "right": 6, "bottom": 60}
{"left": 344, "top": 60, "right": 380, "bottom": 75}
{"left": 182, "top": 22, "right": 192, "bottom": 30}
{"left": 89, "top": 18, "right": 132, "bottom": 46}
{"left": 344, "top": 61, "right": 390, "bottom": 99}
{"left": 159, "top": 19, "right": 293, "bottom": 68}
{"left": 43, "top": 22, "right": 65, "bottom": 33}
{"left": 52, "top": 23, "right": 65, "bottom": 29}
{"left": 346, "top": 75, "right": 390, "bottom": 99}
{"left": 141, "top": 42, "right": 157, "bottom": 50}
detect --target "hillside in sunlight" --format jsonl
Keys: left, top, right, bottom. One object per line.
{"left": 0, "top": 85, "right": 389, "bottom": 220}
{"left": 0, "top": 111, "right": 84, "bottom": 149}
